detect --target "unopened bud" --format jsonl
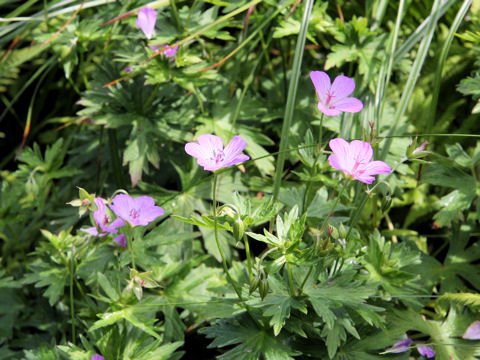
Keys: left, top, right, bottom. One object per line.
{"left": 338, "top": 223, "right": 347, "bottom": 239}
{"left": 381, "top": 194, "right": 392, "bottom": 213}
{"left": 259, "top": 278, "right": 269, "bottom": 299}
{"left": 249, "top": 275, "right": 260, "bottom": 295}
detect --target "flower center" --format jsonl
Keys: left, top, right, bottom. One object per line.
{"left": 103, "top": 215, "right": 110, "bottom": 225}
{"left": 129, "top": 208, "right": 140, "bottom": 220}
{"left": 326, "top": 90, "right": 335, "bottom": 106}
{"left": 352, "top": 160, "right": 361, "bottom": 173}
{"left": 211, "top": 149, "right": 225, "bottom": 164}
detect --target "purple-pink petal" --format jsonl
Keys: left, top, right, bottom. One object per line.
{"left": 317, "top": 101, "right": 341, "bottom": 116}
{"left": 353, "top": 172, "right": 376, "bottom": 184}
{"left": 363, "top": 160, "right": 392, "bottom": 176}
{"left": 110, "top": 194, "right": 135, "bottom": 223}
{"left": 417, "top": 345, "right": 435, "bottom": 358}
{"left": 349, "top": 140, "right": 373, "bottom": 164}
{"left": 185, "top": 142, "right": 209, "bottom": 162}
{"left": 329, "top": 138, "right": 391, "bottom": 184}
{"left": 463, "top": 321, "right": 480, "bottom": 340}
{"left": 223, "top": 136, "right": 247, "bottom": 162}
{"left": 330, "top": 75, "right": 355, "bottom": 99}
{"left": 91, "top": 355, "right": 105, "bottom": 360}
{"left": 185, "top": 134, "right": 249, "bottom": 172}
{"left": 136, "top": 7, "right": 157, "bottom": 39}
{"left": 329, "top": 138, "right": 352, "bottom": 170}
{"left": 92, "top": 198, "right": 107, "bottom": 229}
{"left": 197, "top": 134, "right": 224, "bottom": 154}
{"left": 105, "top": 217, "right": 125, "bottom": 233}
{"left": 389, "top": 339, "right": 413, "bottom": 353}
{"left": 113, "top": 234, "right": 127, "bottom": 248}
{"left": 224, "top": 154, "right": 250, "bottom": 168}
{"left": 163, "top": 44, "right": 178, "bottom": 59}
{"left": 333, "top": 96, "right": 363, "bottom": 113}
{"left": 310, "top": 71, "right": 331, "bottom": 104}
{"left": 81, "top": 227, "right": 99, "bottom": 236}
{"left": 327, "top": 154, "right": 345, "bottom": 173}
{"left": 110, "top": 194, "right": 163, "bottom": 227}
{"left": 133, "top": 195, "right": 155, "bottom": 209}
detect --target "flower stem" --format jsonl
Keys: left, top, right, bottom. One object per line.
{"left": 302, "top": 113, "right": 325, "bottom": 214}
{"left": 69, "top": 257, "right": 76, "bottom": 344}
{"left": 126, "top": 228, "right": 136, "bottom": 270}
{"left": 243, "top": 234, "right": 253, "bottom": 283}
{"left": 318, "top": 113, "right": 324, "bottom": 149}
{"left": 299, "top": 179, "right": 349, "bottom": 293}
{"left": 212, "top": 174, "right": 261, "bottom": 327}
{"left": 320, "top": 179, "right": 349, "bottom": 233}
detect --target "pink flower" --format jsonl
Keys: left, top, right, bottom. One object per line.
{"left": 109, "top": 194, "right": 164, "bottom": 227}
{"left": 328, "top": 138, "right": 391, "bottom": 184}
{"left": 81, "top": 197, "right": 126, "bottom": 247}
{"left": 149, "top": 44, "right": 178, "bottom": 61}
{"left": 310, "top": 71, "right": 363, "bottom": 116}
{"left": 463, "top": 321, "right": 480, "bottom": 340}
{"left": 386, "top": 339, "right": 435, "bottom": 358}
{"left": 185, "top": 134, "right": 250, "bottom": 172}
{"left": 136, "top": 7, "right": 157, "bottom": 39}
{"left": 389, "top": 339, "right": 413, "bottom": 353}
{"left": 412, "top": 141, "right": 429, "bottom": 155}
{"left": 91, "top": 354, "right": 105, "bottom": 360}
{"left": 417, "top": 345, "right": 435, "bottom": 358}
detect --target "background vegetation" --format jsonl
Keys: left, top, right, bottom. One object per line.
{"left": 0, "top": 0, "right": 480, "bottom": 359}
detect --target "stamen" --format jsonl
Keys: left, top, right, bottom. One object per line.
{"left": 211, "top": 149, "right": 225, "bottom": 164}
{"left": 129, "top": 208, "right": 140, "bottom": 219}
{"left": 326, "top": 90, "right": 335, "bottom": 106}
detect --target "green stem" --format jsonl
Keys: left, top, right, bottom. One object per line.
{"left": 345, "top": 192, "right": 369, "bottom": 242}
{"left": 318, "top": 113, "right": 324, "bottom": 147}
{"left": 302, "top": 113, "right": 326, "bottom": 213}
{"left": 319, "top": 180, "right": 349, "bottom": 233}
{"left": 271, "top": 0, "right": 314, "bottom": 205}
{"left": 299, "top": 179, "right": 349, "bottom": 293}
{"left": 243, "top": 234, "right": 253, "bottom": 283}
{"left": 212, "top": 174, "right": 261, "bottom": 326}
{"left": 126, "top": 228, "right": 136, "bottom": 270}
{"left": 69, "top": 257, "right": 76, "bottom": 344}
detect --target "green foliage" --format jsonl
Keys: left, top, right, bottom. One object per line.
{"left": 1, "top": 0, "right": 480, "bottom": 359}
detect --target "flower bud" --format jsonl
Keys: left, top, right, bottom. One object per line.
{"left": 259, "top": 277, "right": 269, "bottom": 300}
{"left": 338, "top": 223, "right": 347, "bottom": 239}
{"left": 381, "top": 194, "right": 392, "bottom": 213}
{"left": 249, "top": 275, "right": 260, "bottom": 295}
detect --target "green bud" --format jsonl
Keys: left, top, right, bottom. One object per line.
{"left": 249, "top": 275, "right": 260, "bottom": 295}
{"left": 133, "top": 283, "right": 143, "bottom": 301}
{"left": 329, "top": 225, "right": 339, "bottom": 240}
{"left": 259, "top": 278, "right": 269, "bottom": 300}
{"left": 233, "top": 217, "right": 247, "bottom": 242}
{"left": 338, "top": 223, "right": 347, "bottom": 239}
{"left": 381, "top": 194, "right": 392, "bottom": 213}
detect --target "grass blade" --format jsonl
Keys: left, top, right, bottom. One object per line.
{"left": 271, "top": 0, "right": 314, "bottom": 203}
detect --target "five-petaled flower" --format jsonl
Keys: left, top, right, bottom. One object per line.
{"left": 310, "top": 71, "right": 363, "bottom": 116}
{"left": 110, "top": 194, "right": 164, "bottom": 227}
{"left": 185, "top": 134, "right": 250, "bottom": 172}
{"left": 136, "top": 7, "right": 157, "bottom": 39}
{"left": 81, "top": 197, "right": 126, "bottom": 247}
{"left": 328, "top": 138, "right": 391, "bottom": 184}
